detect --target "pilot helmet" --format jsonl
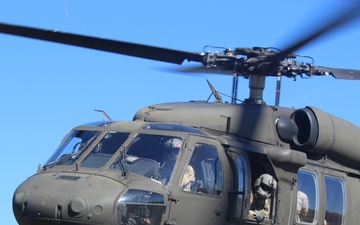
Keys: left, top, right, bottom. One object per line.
{"left": 164, "top": 138, "right": 183, "bottom": 156}
{"left": 254, "top": 174, "right": 277, "bottom": 199}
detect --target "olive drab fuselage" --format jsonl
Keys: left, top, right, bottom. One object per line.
{"left": 13, "top": 102, "right": 360, "bottom": 225}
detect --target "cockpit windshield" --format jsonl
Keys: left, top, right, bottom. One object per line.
{"left": 44, "top": 130, "right": 100, "bottom": 168}
{"left": 43, "top": 123, "right": 187, "bottom": 185}
{"left": 110, "top": 134, "right": 183, "bottom": 185}
{"left": 81, "top": 132, "right": 130, "bottom": 168}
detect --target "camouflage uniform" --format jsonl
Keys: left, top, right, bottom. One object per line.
{"left": 249, "top": 193, "right": 271, "bottom": 219}
{"left": 297, "top": 191, "right": 309, "bottom": 221}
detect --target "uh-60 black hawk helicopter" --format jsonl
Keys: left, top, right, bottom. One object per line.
{"left": 2, "top": 3, "right": 360, "bottom": 225}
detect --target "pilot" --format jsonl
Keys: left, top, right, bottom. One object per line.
{"left": 94, "top": 133, "right": 112, "bottom": 153}
{"left": 181, "top": 165, "right": 196, "bottom": 191}
{"left": 159, "top": 138, "right": 183, "bottom": 184}
{"left": 249, "top": 174, "right": 277, "bottom": 222}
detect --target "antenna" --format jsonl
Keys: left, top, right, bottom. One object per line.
{"left": 94, "top": 109, "right": 112, "bottom": 121}
{"left": 206, "top": 79, "right": 223, "bottom": 103}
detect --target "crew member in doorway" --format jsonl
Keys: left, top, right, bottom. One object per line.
{"left": 249, "top": 174, "right": 277, "bottom": 222}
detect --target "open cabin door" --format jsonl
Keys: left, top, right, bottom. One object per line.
{"left": 226, "top": 149, "right": 252, "bottom": 222}
{"left": 165, "top": 134, "right": 229, "bottom": 225}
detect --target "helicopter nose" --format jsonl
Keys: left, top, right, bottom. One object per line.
{"left": 13, "top": 172, "right": 125, "bottom": 225}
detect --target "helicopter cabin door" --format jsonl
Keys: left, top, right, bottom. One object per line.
{"left": 166, "top": 134, "right": 228, "bottom": 225}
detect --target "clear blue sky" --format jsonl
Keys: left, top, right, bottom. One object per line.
{"left": 1, "top": 1, "right": 359, "bottom": 224}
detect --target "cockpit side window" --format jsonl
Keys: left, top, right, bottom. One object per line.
{"left": 296, "top": 169, "right": 318, "bottom": 224}
{"left": 181, "top": 143, "right": 222, "bottom": 196}
{"left": 324, "top": 175, "right": 346, "bottom": 225}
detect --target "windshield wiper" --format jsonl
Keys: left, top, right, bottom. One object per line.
{"left": 111, "top": 148, "right": 128, "bottom": 176}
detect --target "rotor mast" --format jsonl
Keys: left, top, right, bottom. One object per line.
{"left": 247, "top": 75, "right": 265, "bottom": 104}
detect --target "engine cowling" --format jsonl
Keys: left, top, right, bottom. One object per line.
{"left": 277, "top": 106, "right": 360, "bottom": 168}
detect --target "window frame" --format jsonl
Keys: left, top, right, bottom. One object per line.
{"left": 226, "top": 149, "right": 251, "bottom": 222}
{"left": 296, "top": 169, "right": 319, "bottom": 224}
{"left": 324, "top": 175, "right": 346, "bottom": 225}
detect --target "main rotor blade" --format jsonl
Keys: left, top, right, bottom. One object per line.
{"left": 269, "top": 2, "right": 360, "bottom": 62}
{"left": 0, "top": 22, "right": 204, "bottom": 65}
{"left": 174, "top": 65, "right": 234, "bottom": 75}
{"left": 314, "top": 67, "right": 360, "bottom": 80}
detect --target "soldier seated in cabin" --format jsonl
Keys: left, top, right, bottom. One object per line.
{"left": 181, "top": 165, "right": 196, "bottom": 191}
{"left": 297, "top": 190, "right": 309, "bottom": 221}
{"left": 249, "top": 174, "right": 277, "bottom": 222}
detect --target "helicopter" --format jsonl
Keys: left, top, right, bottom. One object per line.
{"left": 2, "top": 2, "right": 360, "bottom": 225}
